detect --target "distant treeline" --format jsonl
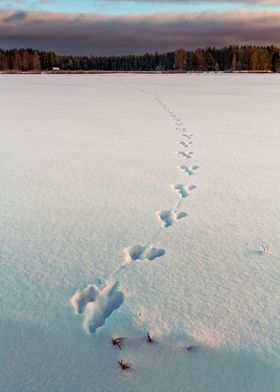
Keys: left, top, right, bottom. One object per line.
{"left": 1, "top": 46, "right": 280, "bottom": 72}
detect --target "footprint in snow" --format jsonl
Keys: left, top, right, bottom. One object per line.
{"left": 71, "top": 285, "right": 98, "bottom": 314}
{"left": 177, "top": 151, "right": 187, "bottom": 157}
{"left": 157, "top": 209, "right": 188, "bottom": 228}
{"left": 124, "top": 244, "right": 166, "bottom": 263}
{"left": 179, "top": 141, "right": 189, "bottom": 148}
{"left": 179, "top": 165, "right": 194, "bottom": 176}
{"left": 177, "top": 151, "right": 192, "bottom": 159}
{"left": 71, "top": 281, "right": 124, "bottom": 334}
{"left": 172, "top": 184, "right": 188, "bottom": 198}
{"left": 172, "top": 184, "right": 196, "bottom": 198}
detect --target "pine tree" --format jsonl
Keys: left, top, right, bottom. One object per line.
{"left": 205, "top": 51, "right": 216, "bottom": 71}
{"left": 271, "top": 51, "right": 280, "bottom": 72}
{"left": 0, "top": 51, "right": 8, "bottom": 70}
{"left": 175, "top": 48, "right": 187, "bottom": 71}
{"left": 0, "top": 45, "right": 279, "bottom": 72}
{"left": 32, "top": 53, "right": 41, "bottom": 70}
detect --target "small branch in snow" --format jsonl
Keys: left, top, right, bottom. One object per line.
{"left": 261, "top": 243, "right": 269, "bottom": 254}
{"left": 112, "top": 337, "right": 124, "bottom": 350}
{"left": 118, "top": 360, "right": 134, "bottom": 371}
{"left": 147, "top": 332, "right": 154, "bottom": 344}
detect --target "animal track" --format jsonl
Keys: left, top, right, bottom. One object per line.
{"left": 177, "top": 151, "right": 187, "bottom": 157}
{"left": 71, "top": 285, "right": 98, "bottom": 314}
{"left": 176, "top": 211, "right": 188, "bottom": 219}
{"left": 179, "top": 142, "right": 193, "bottom": 151}
{"left": 177, "top": 151, "right": 192, "bottom": 159}
{"left": 71, "top": 281, "right": 124, "bottom": 334}
{"left": 172, "top": 184, "right": 188, "bottom": 198}
{"left": 179, "top": 164, "right": 199, "bottom": 175}
{"left": 157, "top": 209, "right": 188, "bottom": 228}
{"left": 72, "top": 97, "right": 198, "bottom": 338}
{"left": 145, "top": 247, "right": 166, "bottom": 261}
{"left": 157, "top": 210, "right": 173, "bottom": 228}
{"left": 179, "top": 165, "right": 194, "bottom": 176}
{"left": 172, "top": 184, "right": 196, "bottom": 198}
{"left": 124, "top": 244, "right": 166, "bottom": 262}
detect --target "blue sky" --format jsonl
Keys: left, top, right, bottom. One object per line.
{"left": 1, "top": 0, "right": 280, "bottom": 15}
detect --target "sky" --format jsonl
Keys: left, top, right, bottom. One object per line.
{"left": 0, "top": 0, "right": 280, "bottom": 55}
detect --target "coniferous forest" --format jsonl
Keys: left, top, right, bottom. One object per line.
{"left": 1, "top": 46, "right": 280, "bottom": 72}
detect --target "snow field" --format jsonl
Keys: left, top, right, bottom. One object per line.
{"left": 1, "top": 74, "right": 280, "bottom": 391}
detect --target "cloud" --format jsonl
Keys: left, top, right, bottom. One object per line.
{"left": 3, "top": 10, "right": 26, "bottom": 22}
{"left": 0, "top": 9, "right": 280, "bottom": 55}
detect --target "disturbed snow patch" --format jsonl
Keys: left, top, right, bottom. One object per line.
{"left": 71, "top": 285, "right": 98, "bottom": 314}
{"left": 71, "top": 281, "right": 124, "bottom": 334}
{"left": 157, "top": 209, "right": 187, "bottom": 228}
{"left": 172, "top": 184, "right": 196, "bottom": 199}
{"left": 172, "top": 184, "right": 189, "bottom": 198}
{"left": 179, "top": 165, "right": 195, "bottom": 176}
{"left": 124, "top": 244, "right": 165, "bottom": 263}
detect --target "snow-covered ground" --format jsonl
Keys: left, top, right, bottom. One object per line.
{"left": 1, "top": 74, "right": 280, "bottom": 392}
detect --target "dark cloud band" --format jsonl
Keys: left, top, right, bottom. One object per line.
{"left": 0, "top": 10, "right": 280, "bottom": 55}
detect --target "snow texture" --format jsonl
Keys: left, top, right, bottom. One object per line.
{"left": 1, "top": 74, "right": 280, "bottom": 392}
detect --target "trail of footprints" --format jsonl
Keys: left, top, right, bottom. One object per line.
{"left": 71, "top": 94, "right": 199, "bottom": 335}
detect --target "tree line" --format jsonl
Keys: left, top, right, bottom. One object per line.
{"left": 1, "top": 46, "right": 280, "bottom": 72}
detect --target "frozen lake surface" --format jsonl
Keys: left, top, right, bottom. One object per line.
{"left": 1, "top": 74, "right": 280, "bottom": 391}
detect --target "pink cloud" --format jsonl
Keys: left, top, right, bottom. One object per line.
{"left": 0, "top": 9, "right": 280, "bottom": 55}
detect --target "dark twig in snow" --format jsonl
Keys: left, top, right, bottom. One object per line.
{"left": 147, "top": 332, "right": 154, "bottom": 344}
{"left": 112, "top": 337, "right": 124, "bottom": 350}
{"left": 118, "top": 360, "right": 133, "bottom": 371}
